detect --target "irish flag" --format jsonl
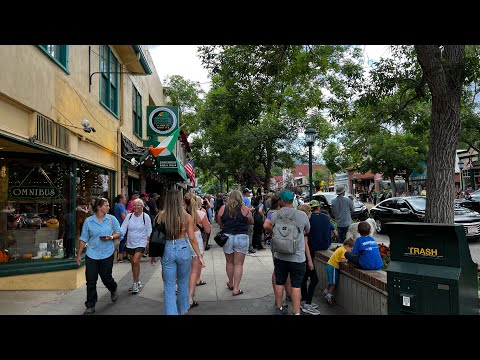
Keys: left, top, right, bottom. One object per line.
{"left": 149, "top": 128, "right": 181, "bottom": 157}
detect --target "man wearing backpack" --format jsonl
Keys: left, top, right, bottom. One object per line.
{"left": 269, "top": 190, "right": 310, "bottom": 315}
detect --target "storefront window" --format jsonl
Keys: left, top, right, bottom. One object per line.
{"left": 75, "top": 162, "right": 113, "bottom": 252}
{"left": 0, "top": 158, "right": 71, "bottom": 264}
{"left": 0, "top": 157, "right": 114, "bottom": 265}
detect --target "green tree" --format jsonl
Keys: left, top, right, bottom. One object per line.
{"left": 197, "top": 45, "right": 363, "bottom": 191}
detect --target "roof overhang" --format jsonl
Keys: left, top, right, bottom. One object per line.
{"left": 111, "top": 45, "right": 152, "bottom": 75}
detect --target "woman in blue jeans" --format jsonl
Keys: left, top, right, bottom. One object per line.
{"left": 151, "top": 189, "right": 205, "bottom": 315}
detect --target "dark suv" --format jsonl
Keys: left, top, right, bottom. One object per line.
{"left": 311, "top": 191, "right": 369, "bottom": 221}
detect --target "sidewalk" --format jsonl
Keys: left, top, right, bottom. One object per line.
{"left": 0, "top": 222, "right": 350, "bottom": 315}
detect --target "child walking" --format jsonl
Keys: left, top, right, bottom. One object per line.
{"left": 323, "top": 238, "right": 354, "bottom": 305}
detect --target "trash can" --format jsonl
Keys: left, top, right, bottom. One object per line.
{"left": 387, "top": 222, "right": 478, "bottom": 315}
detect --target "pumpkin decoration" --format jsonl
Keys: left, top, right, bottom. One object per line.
{"left": 22, "top": 253, "right": 32, "bottom": 259}
{"left": 0, "top": 250, "right": 9, "bottom": 263}
{"left": 45, "top": 217, "right": 59, "bottom": 228}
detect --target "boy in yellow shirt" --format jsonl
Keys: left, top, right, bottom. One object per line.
{"left": 323, "top": 238, "right": 354, "bottom": 305}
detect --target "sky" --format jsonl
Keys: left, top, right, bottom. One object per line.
{"left": 148, "top": 45, "right": 392, "bottom": 93}
{"left": 148, "top": 45, "right": 212, "bottom": 92}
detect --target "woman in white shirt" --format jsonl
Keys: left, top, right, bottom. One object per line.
{"left": 120, "top": 198, "right": 152, "bottom": 294}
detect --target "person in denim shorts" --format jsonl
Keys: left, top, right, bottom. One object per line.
{"left": 217, "top": 190, "right": 254, "bottom": 296}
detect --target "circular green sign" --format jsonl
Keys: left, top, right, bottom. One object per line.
{"left": 148, "top": 107, "right": 177, "bottom": 135}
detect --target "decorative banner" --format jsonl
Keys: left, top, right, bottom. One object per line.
{"left": 147, "top": 106, "right": 179, "bottom": 138}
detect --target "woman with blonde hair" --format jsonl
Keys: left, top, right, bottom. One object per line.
{"left": 216, "top": 189, "right": 253, "bottom": 296}
{"left": 151, "top": 189, "right": 205, "bottom": 315}
{"left": 184, "top": 192, "right": 211, "bottom": 307}
{"left": 120, "top": 198, "right": 152, "bottom": 294}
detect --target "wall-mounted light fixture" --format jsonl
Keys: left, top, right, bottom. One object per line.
{"left": 81, "top": 119, "right": 96, "bottom": 133}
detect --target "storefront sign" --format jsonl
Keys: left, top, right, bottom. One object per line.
{"left": 158, "top": 160, "right": 178, "bottom": 168}
{"left": 9, "top": 186, "right": 60, "bottom": 199}
{"left": 147, "top": 106, "right": 179, "bottom": 137}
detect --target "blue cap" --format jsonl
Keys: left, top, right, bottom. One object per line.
{"left": 278, "top": 190, "right": 295, "bottom": 203}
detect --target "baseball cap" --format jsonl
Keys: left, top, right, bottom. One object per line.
{"left": 140, "top": 192, "right": 149, "bottom": 198}
{"left": 243, "top": 188, "right": 251, "bottom": 194}
{"left": 149, "top": 192, "right": 159, "bottom": 198}
{"left": 309, "top": 199, "right": 320, "bottom": 208}
{"left": 278, "top": 190, "right": 295, "bottom": 203}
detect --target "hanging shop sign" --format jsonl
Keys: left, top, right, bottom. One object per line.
{"left": 9, "top": 186, "right": 61, "bottom": 199}
{"left": 90, "top": 185, "right": 104, "bottom": 197}
{"left": 147, "top": 106, "right": 179, "bottom": 137}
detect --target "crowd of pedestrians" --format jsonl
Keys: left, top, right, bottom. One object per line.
{"left": 78, "top": 186, "right": 383, "bottom": 315}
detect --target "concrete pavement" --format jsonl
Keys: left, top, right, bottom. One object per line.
{"left": 0, "top": 222, "right": 350, "bottom": 315}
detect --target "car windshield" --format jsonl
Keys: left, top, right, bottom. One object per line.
{"left": 407, "top": 197, "right": 426, "bottom": 211}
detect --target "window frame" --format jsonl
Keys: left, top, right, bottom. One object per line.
{"left": 132, "top": 85, "right": 142, "bottom": 138}
{"left": 99, "top": 45, "right": 119, "bottom": 117}
{"left": 38, "top": 45, "right": 70, "bottom": 74}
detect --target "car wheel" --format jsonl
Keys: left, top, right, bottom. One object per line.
{"left": 375, "top": 218, "right": 385, "bottom": 234}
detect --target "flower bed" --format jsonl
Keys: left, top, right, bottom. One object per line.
{"left": 378, "top": 243, "right": 390, "bottom": 270}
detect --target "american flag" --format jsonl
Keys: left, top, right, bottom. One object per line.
{"left": 184, "top": 159, "right": 195, "bottom": 183}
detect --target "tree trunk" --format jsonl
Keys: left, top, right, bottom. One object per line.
{"left": 415, "top": 45, "right": 465, "bottom": 223}
{"left": 390, "top": 175, "right": 397, "bottom": 196}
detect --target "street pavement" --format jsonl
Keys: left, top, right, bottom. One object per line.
{"left": 0, "top": 222, "right": 350, "bottom": 316}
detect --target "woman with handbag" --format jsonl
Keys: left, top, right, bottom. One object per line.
{"left": 120, "top": 198, "right": 152, "bottom": 294}
{"left": 152, "top": 189, "right": 205, "bottom": 315}
{"left": 76, "top": 197, "right": 123, "bottom": 315}
{"left": 216, "top": 190, "right": 254, "bottom": 296}
{"left": 184, "top": 193, "right": 211, "bottom": 308}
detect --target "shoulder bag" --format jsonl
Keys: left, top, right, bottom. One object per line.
{"left": 213, "top": 230, "right": 229, "bottom": 247}
{"left": 149, "top": 218, "right": 166, "bottom": 257}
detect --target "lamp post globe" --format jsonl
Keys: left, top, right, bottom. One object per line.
{"left": 305, "top": 126, "right": 317, "bottom": 202}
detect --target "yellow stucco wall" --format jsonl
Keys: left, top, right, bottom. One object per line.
{"left": 0, "top": 267, "right": 85, "bottom": 290}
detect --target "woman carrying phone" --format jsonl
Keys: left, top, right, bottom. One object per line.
{"left": 76, "top": 197, "right": 123, "bottom": 315}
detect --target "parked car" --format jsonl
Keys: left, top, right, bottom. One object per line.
{"left": 311, "top": 191, "right": 370, "bottom": 221}
{"left": 369, "top": 196, "right": 480, "bottom": 240}
{"left": 454, "top": 197, "right": 480, "bottom": 212}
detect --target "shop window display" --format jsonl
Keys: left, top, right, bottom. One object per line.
{"left": 0, "top": 157, "right": 113, "bottom": 264}
{"left": 0, "top": 159, "right": 71, "bottom": 264}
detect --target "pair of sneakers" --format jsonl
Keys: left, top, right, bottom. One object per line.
{"left": 324, "top": 293, "right": 334, "bottom": 305}
{"left": 129, "top": 281, "right": 142, "bottom": 294}
{"left": 301, "top": 302, "right": 320, "bottom": 315}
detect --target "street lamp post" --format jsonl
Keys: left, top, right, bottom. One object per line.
{"left": 458, "top": 160, "right": 464, "bottom": 192}
{"left": 305, "top": 126, "right": 317, "bottom": 202}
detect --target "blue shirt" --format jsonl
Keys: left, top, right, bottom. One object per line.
{"left": 308, "top": 212, "right": 335, "bottom": 251}
{"left": 242, "top": 195, "right": 251, "bottom": 207}
{"left": 352, "top": 235, "right": 384, "bottom": 270}
{"left": 114, "top": 203, "right": 127, "bottom": 225}
{"left": 79, "top": 214, "right": 123, "bottom": 260}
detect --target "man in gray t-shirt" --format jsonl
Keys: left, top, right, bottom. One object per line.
{"left": 268, "top": 190, "right": 310, "bottom": 315}
{"left": 331, "top": 185, "right": 354, "bottom": 243}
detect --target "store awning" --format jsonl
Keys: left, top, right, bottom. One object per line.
{"left": 410, "top": 160, "right": 427, "bottom": 181}
{"left": 156, "top": 154, "right": 188, "bottom": 181}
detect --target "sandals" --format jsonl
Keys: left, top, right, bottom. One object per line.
{"left": 196, "top": 280, "right": 207, "bottom": 286}
{"left": 226, "top": 282, "right": 234, "bottom": 290}
{"left": 190, "top": 301, "right": 199, "bottom": 308}
{"left": 232, "top": 289, "right": 244, "bottom": 296}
